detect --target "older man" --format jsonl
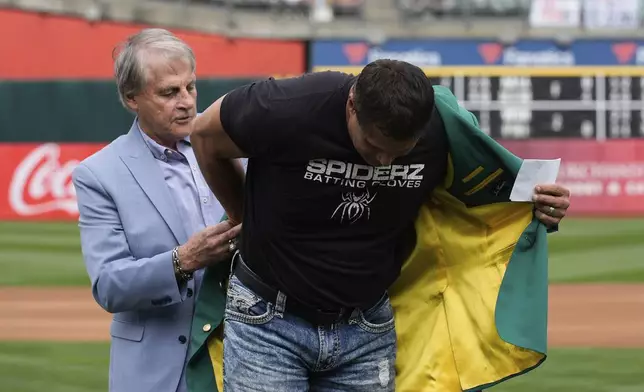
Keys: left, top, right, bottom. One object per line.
{"left": 72, "top": 28, "right": 240, "bottom": 392}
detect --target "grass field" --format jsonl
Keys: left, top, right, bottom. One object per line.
{"left": 2, "top": 218, "right": 644, "bottom": 287}
{"left": 0, "top": 342, "right": 642, "bottom": 392}
{"left": 489, "top": 348, "right": 644, "bottom": 391}
{"left": 1, "top": 218, "right": 643, "bottom": 391}
{"left": 0, "top": 342, "right": 109, "bottom": 392}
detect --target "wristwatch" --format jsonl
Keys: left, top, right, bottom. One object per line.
{"left": 172, "top": 246, "right": 193, "bottom": 282}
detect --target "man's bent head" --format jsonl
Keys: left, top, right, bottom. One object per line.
{"left": 113, "top": 28, "right": 197, "bottom": 149}
{"left": 346, "top": 59, "right": 434, "bottom": 167}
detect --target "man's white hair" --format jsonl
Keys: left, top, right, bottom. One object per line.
{"left": 112, "top": 28, "right": 196, "bottom": 111}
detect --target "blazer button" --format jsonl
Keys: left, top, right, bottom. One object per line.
{"left": 178, "top": 335, "right": 187, "bottom": 344}
{"left": 187, "top": 288, "right": 193, "bottom": 298}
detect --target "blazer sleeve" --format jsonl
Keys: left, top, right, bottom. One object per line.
{"left": 72, "top": 163, "right": 187, "bottom": 313}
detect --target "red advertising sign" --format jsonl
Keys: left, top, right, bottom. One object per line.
{"left": 500, "top": 139, "right": 644, "bottom": 216}
{"left": 0, "top": 143, "right": 105, "bottom": 221}
{"left": 2, "top": 141, "right": 643, "bottom": 221}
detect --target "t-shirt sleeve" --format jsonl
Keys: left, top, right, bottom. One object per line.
{"left": 219, "top": 77, "right": 292, "bottom": 159}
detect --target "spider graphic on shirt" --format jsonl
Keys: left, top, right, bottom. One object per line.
{"left": 331, "top": 189, "right": 377, "bottom": 224}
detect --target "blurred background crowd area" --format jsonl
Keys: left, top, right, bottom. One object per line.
{"left": 4, "top": 0, "right": 643, "bottom": 39}
{"left": 166, "top": 0, "right": 643, "bottom": 23}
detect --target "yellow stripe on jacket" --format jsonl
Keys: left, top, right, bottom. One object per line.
{"left": 208, "top": 325, "right": 224, "bottom": 392}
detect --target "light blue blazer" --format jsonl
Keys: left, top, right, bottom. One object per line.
{"left": 72, "top": 122, "right": 216, "bottom": 392}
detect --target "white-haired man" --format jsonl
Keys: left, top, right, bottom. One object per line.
{"left": 72, "top": 28, "right": 240, "bottom": 392}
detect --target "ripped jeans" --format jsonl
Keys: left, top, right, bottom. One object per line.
{"left": 222, "top": 274, "right": 397, "bottom": 392}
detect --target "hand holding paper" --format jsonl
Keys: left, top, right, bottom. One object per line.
{"left": 510, "top": 159, "right": 561, "bottom": 202}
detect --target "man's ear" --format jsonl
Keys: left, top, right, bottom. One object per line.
{"left": 125, "top": 93, "right": 138, "bottom": 112}
{"left": 347, "top": 92, "right": 356, "bottom": 113}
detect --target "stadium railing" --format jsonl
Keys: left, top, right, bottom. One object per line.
{"left": 160, "top": 0, "right": 546, "bottom": 19}
{"left": 395, "top": 0, "right": 530, "bottom": 18}
{"left": 160, "top": 0, "right": 535, "bottom": 20}
{"left": 168, "top": 0, "right": 365, "bottom": 18}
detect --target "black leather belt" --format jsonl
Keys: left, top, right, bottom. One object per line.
{"left": 233, "top": 254, "right": 375, "bottom": 326}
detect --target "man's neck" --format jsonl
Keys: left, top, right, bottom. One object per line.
{"left": 138, "top": 120, "right": 178, "bottom": 150}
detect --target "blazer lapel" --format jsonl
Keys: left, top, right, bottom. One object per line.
{"left": 119, "top": 123, "right": 189, "bottom": 245}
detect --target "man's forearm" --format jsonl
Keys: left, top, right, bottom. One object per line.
{"left": 201, "top": 158, "right": 245, "bottom": 224}
{"left": 191, "top": 97, "right": 247, "bottom": 224}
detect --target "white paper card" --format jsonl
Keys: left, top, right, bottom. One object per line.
{"left": 510, "top": 159, "right": 562, "bottom": 202}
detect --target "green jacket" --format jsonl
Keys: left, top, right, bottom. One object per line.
{"left": 186, "top": 86, "right": 550, "bottom": 392}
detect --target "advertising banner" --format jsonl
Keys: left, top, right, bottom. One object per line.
{"left": 310, "top": 39, "right": 644, "bottom": 68}
{"left": 583, "top": 0, "right": 640, "bottom": 30}
{"left": 3, "top": 141, "right": 642, "bottom": 221}
{"left": 501, "top": 140, "right": 644, "bottom": 216}
{"left": 0, "top": 143, "right": 105, "bottom": 221}
{"left": 529, "top": 0, "right": 582, "bottom": 28}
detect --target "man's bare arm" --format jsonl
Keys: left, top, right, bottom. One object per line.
{"left": 191, "top": 96, "right": 246, "bottom": 225}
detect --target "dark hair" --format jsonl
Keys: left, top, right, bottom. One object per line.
{"left": 353, "top": 59, "right": 435, "bottom": 141}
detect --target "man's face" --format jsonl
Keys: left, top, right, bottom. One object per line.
{"left": 346, "top": 93, "right": 418, "bottom": 167}
{"left": 126, "top": 54, "right": 197, "bottom": 148}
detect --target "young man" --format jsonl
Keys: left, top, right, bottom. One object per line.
{"left": 189, "top": 60, "right": 570, "bottom": 391}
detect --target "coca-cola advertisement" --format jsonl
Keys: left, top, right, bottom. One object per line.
{"left": 1, "top": 143, "right": 104, "bottom": 220}
{"left": 501, "top": 139, "right": 644, "bottom": 216}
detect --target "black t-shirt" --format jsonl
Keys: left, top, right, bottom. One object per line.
{"left": 220, "top": 71, "right": 448, "bottom": 311}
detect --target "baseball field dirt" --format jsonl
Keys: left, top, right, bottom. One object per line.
{"left": 0, "top": 284, "right": 643, "bottom": 347}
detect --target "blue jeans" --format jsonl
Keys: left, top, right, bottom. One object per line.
{"left": 222, "top": 274, "right": 397, "bottom": 391}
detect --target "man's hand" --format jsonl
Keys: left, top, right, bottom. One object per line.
{"left": 532, "top": 184, "right": 571, "bottom": 227}
{"left": 176, "top": 220, "right": 242, "bottom": 272}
